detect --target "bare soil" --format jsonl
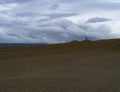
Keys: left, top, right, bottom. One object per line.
{"left": 0, "top": 39, "right": 120, "bottom": 92}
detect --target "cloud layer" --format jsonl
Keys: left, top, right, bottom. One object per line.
{"left": 0, "top": 0, "right": 120, "bottom": 43}
{"left": 86, "top": 17, "right": 112, "bottom": 23}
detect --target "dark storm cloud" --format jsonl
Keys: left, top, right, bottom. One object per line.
{"left": 87, "top": 17, "right": 112, "bottom": 23}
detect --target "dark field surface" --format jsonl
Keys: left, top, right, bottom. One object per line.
{"left": 0, "top": 39, "right": 120, "bottom": 92}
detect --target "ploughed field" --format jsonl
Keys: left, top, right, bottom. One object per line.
{"left": 0, "top": 39, "right": 120, "bottom": 92}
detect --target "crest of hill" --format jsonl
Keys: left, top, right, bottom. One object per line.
{"left": 68, "top": 39, "right": 91, "bottom": 44}
{"left": 0, "top": 39, "right": 120, "bottom": 58}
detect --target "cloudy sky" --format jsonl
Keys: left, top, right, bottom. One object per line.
{"left": 0, "top": 0, "right": 120, "bottom": 43}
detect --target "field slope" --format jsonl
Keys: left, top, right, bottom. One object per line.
{"left": 0, "top": 39, "right": 120, "bottom": 92}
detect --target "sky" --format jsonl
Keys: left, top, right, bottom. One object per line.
{"left": 0, "top": 0, "right": 120, "bottom": 43}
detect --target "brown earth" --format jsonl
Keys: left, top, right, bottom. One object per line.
{"left": 0, "top": 39, "right": 120, "bottom": 92}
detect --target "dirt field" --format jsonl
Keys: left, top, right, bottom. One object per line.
{"left": 0, "top": 39, "right": 120, "bottom": 92}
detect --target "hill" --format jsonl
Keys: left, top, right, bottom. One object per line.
{"left": 0, "top": 39, "right": 120, "bottom": 92}
{"left": 0, "top": 39, "right": 120, "bottom": 57}
{"left": 0, "top": 43, "right": 48, "bottom": 47}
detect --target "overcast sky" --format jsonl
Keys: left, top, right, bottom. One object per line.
{"left": 0, "top": 0, "right": 120, "bottom": 43}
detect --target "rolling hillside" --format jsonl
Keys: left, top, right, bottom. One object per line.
{"left": 0, "top": 39, "right": 120, "bottom": 92}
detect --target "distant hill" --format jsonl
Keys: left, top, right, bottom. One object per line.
{"left": 0, "top": 43, "right": 48, "bottom": 47}
{"left": 0, "top": 39, "right": 120, "bottom": 57}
